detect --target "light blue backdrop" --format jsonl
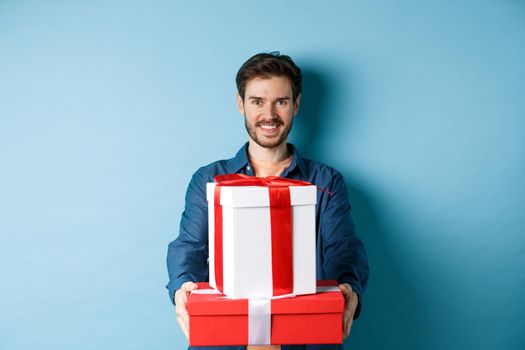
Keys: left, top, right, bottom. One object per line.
{"left": 1, "top": 1, "right": 524, "bottom": 349}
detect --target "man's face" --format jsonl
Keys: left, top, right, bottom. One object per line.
{"left": 237, "top": 75, "right": 300, "bottom": 149}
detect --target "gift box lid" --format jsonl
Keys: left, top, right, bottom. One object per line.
{"left": 188, "top": 280, "right": 343, "bottom": 316}
{"left": 206, "top": 183, "right": 317, "bottom": 208}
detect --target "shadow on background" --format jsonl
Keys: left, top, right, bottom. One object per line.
{"left": 292, "top": 68, "right": 328, "bottom": 160}
{"left": 344, "top": 183, "right": 432, "bottom": 349}
{"left": 296, "top": 67, "right": 431, "bottom": 350}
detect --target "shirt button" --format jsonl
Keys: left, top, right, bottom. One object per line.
{"left": 247, "top": 165, "right": 251, "bottom": 170}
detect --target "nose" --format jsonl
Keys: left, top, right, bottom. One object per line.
{"left": 263, "top": 102, "right": 277, "bottom": 118}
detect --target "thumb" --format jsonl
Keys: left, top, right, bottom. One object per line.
{"left": 182, "top": 281, "right": 199, "bottom": 292}
{"left": 339, "top": 283, "right": 352, "bottom": 295}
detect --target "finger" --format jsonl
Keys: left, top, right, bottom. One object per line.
{"left": 175, "top": 291, "right": 188, "bottom": 310}
{"left": 342, "top": 310, "right": 352, "bottom": 338}
{"left": 181, "top": 306, "right": 190, "bottom": 327}
{"left": 176, "top": 308, "right": 190, "bottom": 328}
{"left": 339, "top": 283, "right": 352, "bottom": 296}
{"left": 344, "top": 317, "right": 352, "bottom": 339}
{"left": 175, "top": 294, "right": 190, "bottom": 325}
{"left": 175, "top": 295, "right": 190, "bottom": 325}
{"left": 177, "top": 314, "right": 190, "bottom": 340}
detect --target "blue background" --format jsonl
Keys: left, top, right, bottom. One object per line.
{"left": 1, "top": 1, "right": 524, "bottom": 349}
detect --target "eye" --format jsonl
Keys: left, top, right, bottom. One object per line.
{"left": 276, "top": 100, "right": 288, "bottom": 106}
{"left": 251, "top": 99, "right": 262, "bottom": 106}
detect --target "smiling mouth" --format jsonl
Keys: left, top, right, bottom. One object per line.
{"left": 258, "top": 123, "right": 282, "bottom": 136}
{"left": 259, "top": 124, "right": 278, "bottom": 130}
{"left": 257, "top": 119, "right": 283, "bottom": 129}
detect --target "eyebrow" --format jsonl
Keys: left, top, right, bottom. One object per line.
{"left": 247, "top": 96, "right": 291, "bottom": 100}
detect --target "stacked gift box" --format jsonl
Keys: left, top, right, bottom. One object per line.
{"left": 187, "top": 174, "right": 344, "bottom": 346}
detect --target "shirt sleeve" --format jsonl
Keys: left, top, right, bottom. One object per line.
{"left": 319, "top": 170, "right": 369, "bottom": 319}
{"left": 166, "top": 168, "right": 210, "bottom": 305}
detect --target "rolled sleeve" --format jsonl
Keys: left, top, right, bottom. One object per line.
{"left": 319, "top": 170, "right": 369, "bottom": 318}
{"left": 166, "top": 169, "right": 211, "bottom": 305}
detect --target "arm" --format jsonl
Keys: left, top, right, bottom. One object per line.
{"left": 166, "top": 169, "right": 210, "bottom": 304}
{"left": 166, "top": 169, "right": 211, "bottom": 340}
{"left": 319, "top": 171, "right": 369, "bottom": 334}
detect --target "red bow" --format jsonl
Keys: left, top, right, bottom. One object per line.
{"left": 214, "top": 173, "right": 312, "bottom": 188}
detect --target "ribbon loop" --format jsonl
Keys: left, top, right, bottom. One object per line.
{"left": 214, "top": 173, "right": 312, "bottom": 188}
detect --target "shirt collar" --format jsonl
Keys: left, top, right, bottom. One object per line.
{"left": 228, "top": 142, "right": 307, "bottom": 178}
{"left": 286, "top": 143, "right": 307, "bottom": 178}
{"left": 228, "top": 142, "right": 251, "bottom": 174}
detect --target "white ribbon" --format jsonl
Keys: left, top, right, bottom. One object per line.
{"left": 248, "top": 298, "right": 271, "bottom": 345}
{"left": 316, "top": 286, "right": 341, "bottom": 293}
{"left": 191, "top": 289, "right": 222, "bottom": 295}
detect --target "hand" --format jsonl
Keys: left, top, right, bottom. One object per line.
{"left": 339, "top": 283, "right": 359, "bottom": 339}
{"left": 174, "top": 281, "right": 198, "bottom": 340}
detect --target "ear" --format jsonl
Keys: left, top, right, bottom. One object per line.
{"left": 293, "top": 93, "right": 301, "bottom": 116}
{"left": 236, "top": 93, "right": 245, "bottom": 115}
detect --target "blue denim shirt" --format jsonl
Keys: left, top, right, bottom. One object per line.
{"left": 166, "top": 143, "right": 369, "bottom": 350}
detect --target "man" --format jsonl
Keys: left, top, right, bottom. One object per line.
{"left": 166, "top": 52, "right": 369, "bottom": 350}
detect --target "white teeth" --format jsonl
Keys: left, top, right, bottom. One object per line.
{"left": 260, "top": 125, "right": 277, "bottom": 129}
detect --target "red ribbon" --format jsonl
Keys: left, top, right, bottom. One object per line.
{"left": 213, "top": 174, "right": 312, "bottom": 296}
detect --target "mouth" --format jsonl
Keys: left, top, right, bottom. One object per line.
{"left": 257, "top": 121, "right": 282, "bottom": 136}
{"left": 259, "top": 124, "right": 278, "bottom": 130}
{"left": 257, "top": 119, "right": 283, "bottom": 128}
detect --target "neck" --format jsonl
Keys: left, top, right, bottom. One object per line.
{"left": 247, "top": 139, "right": 290, "bottom": 162}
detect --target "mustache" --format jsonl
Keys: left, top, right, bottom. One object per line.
{"left": 256, "top": 118, "right": 284, "bottom": 127}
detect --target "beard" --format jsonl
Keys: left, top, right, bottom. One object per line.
{"left": 244, "top": 115, "right": 293, "bottom": 149}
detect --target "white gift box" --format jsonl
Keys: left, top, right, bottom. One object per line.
{"left": 207, "top": 182, "right": 317, "bottom": 299}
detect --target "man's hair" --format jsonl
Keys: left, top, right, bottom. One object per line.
{"left": 236, "top": 52, "right": 302, "bottom": 102}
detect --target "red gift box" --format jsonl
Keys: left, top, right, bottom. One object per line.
{"left": 188, "top": 280, "right": 344, "bottom": 346}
